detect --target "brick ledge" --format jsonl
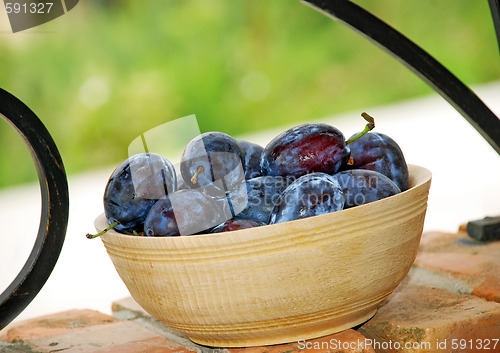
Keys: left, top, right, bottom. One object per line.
{"left": 1, "top": 229, "right": 499, "bottom": 353}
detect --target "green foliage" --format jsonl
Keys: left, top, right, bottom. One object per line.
{"left": 0, "top": 0, "right": 499, "bottom": 188}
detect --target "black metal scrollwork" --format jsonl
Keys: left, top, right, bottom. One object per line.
{"left": 0, "top": 88, "right": 69, "bottom": 330}
{"left": 302, "top": 0, "right": 500, "bottom": 155}
{"left": 489, "top": 0, "right": 500, "bottom": 51}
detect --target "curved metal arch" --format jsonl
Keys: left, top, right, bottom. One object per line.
{"left": 0, "top": 88, "right": 69, "bottom": 330}
{"left": 302, "top": 0, "right": 500, "bottom": 155}
{"left": 489, "top": 0, "right": 500, "bottom": 51}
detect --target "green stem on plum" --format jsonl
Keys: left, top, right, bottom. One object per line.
{"left": 141, "top": 133, "right": 149, "bottom": 153}
{"left": 191, "top": 166, "right": 205, "bottom": 185}
{"left": 86, "top": 221, "right": 118, "bottom": 239}
{"left": 345, "top": 112, "right": 376, "bottom": 145}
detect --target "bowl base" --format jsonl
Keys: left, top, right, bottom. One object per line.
{"left": 186, "top": 306, "right": 377, "bottom": 348}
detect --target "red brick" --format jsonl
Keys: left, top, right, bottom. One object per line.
{"left": 1, "top": 310, "right": 198, "bottom": 353}
{"left": 111, "top": 296, "right": 201, "bottom": 349}
{"left": 472, "top": 275, "right": 500, "bottom": 303}
{"left": 26, "top": 320, "right": 159, "bottom": 352}
{"left": 33, "top": 320, "right": 199, "bottom": 352}
{"left": 0, "top": 309, "right": 115, "bottom": 342}
{"left": 359, "top": 285, "right": 500, "bottom": 353}
{"left": 458, "top": 223, "right": 468, "bottom": 233}
{"left": 97, "top": 336, "right": 198, "bottom": 353}
{"left": 418, "top": 230, "right": 500, "bottom": 253}
{"left": 415, "top": 231, "right": 500, "bottom": 303}
{"left": 112, "top": 296, "right": 150, "bottom": 318}
{"left": 223, "top": 329, "right": 375, "bottom": 353}
{"left": 415, "top": 252, "right": 494, "bottom": 276}
{"left": 418, "top": 231, "right": 459, "bottom": 249}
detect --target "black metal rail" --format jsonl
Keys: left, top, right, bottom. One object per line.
{"left": 489, "top": 0, "right": 500, "bottom": 52}
{"left": 302, "top": 0, "right": 500, "bottom": 155}
{"left": 0, "top": 88, "right": 69, "bottom": 330}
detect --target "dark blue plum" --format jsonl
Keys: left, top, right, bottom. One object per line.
{"left": 210, "top": 219, "right": 266, "bottom": 234}
{"left": 261, "top": 123, "right": 350, "bottom": 178}
{"left": 144, "top": 189, "right": 226, "bottom": 236}
{"left": 238, "top": 140, "right": 264, "bottom": 179}
{"left": 180, "top": 132, "right": 245, "bottom": 191}
{"left": 270, "top": 172, "right": 344, "bottom": 224}
{"left": 347, "top": 132, "right": 409, "bottom": 191}
{"left": 234, "top": 175, "right": 292, "bottom": 224}
{"left": 104, "top": 153, "right": 177, "bottom": 234}
{"left": 335, "top": 169, "right": 401, "bottom": 208}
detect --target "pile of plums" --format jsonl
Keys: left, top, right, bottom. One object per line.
{"left": 93, "top": 114, "right": 408, "bottom": 238}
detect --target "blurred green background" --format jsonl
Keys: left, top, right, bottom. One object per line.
{"left": 1, "top": 0, "right": 499, "bottom": 189}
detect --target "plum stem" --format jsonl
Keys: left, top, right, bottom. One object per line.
{"left": 191, "top": 166, "right": 205, "bottom": 185}
{"left": 141, "top": 133, "right": 149, "bottom": 153}
{"left": 86, "top": 221, "right": 118, "bottom": 239}
{"left": 346, "top": 112, "right": 375, "bottom": 145}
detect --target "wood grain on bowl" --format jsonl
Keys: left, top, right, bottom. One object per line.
{"left": 95, "top": 164, "right": 432, "bottom": 347}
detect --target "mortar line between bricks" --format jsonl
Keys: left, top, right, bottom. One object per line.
{"left": 407, "top": 266, "right": 474, "bottom": 295}
{"left": 114, "top": 311, "right": 209, "bottom": 353}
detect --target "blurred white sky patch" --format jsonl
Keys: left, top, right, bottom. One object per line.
{"left": 127, "top": 114, "right": 201, "bottom": 165}
{"left": 79, "top": 75, "right": 110, "bottom": 109}
{"left": 241, "top": 71, "right": 271, "bottom": 102}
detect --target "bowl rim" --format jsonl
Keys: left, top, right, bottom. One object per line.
{"left": 95, "top": 164, "right": 431, "bottom": 246}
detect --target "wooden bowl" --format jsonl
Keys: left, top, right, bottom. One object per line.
{"left": 95, "top": 164, "right": 431, "bottom": 347}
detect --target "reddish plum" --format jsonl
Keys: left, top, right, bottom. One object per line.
{"left": 261, "top": 123, "right": 350, "bottom": 178}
